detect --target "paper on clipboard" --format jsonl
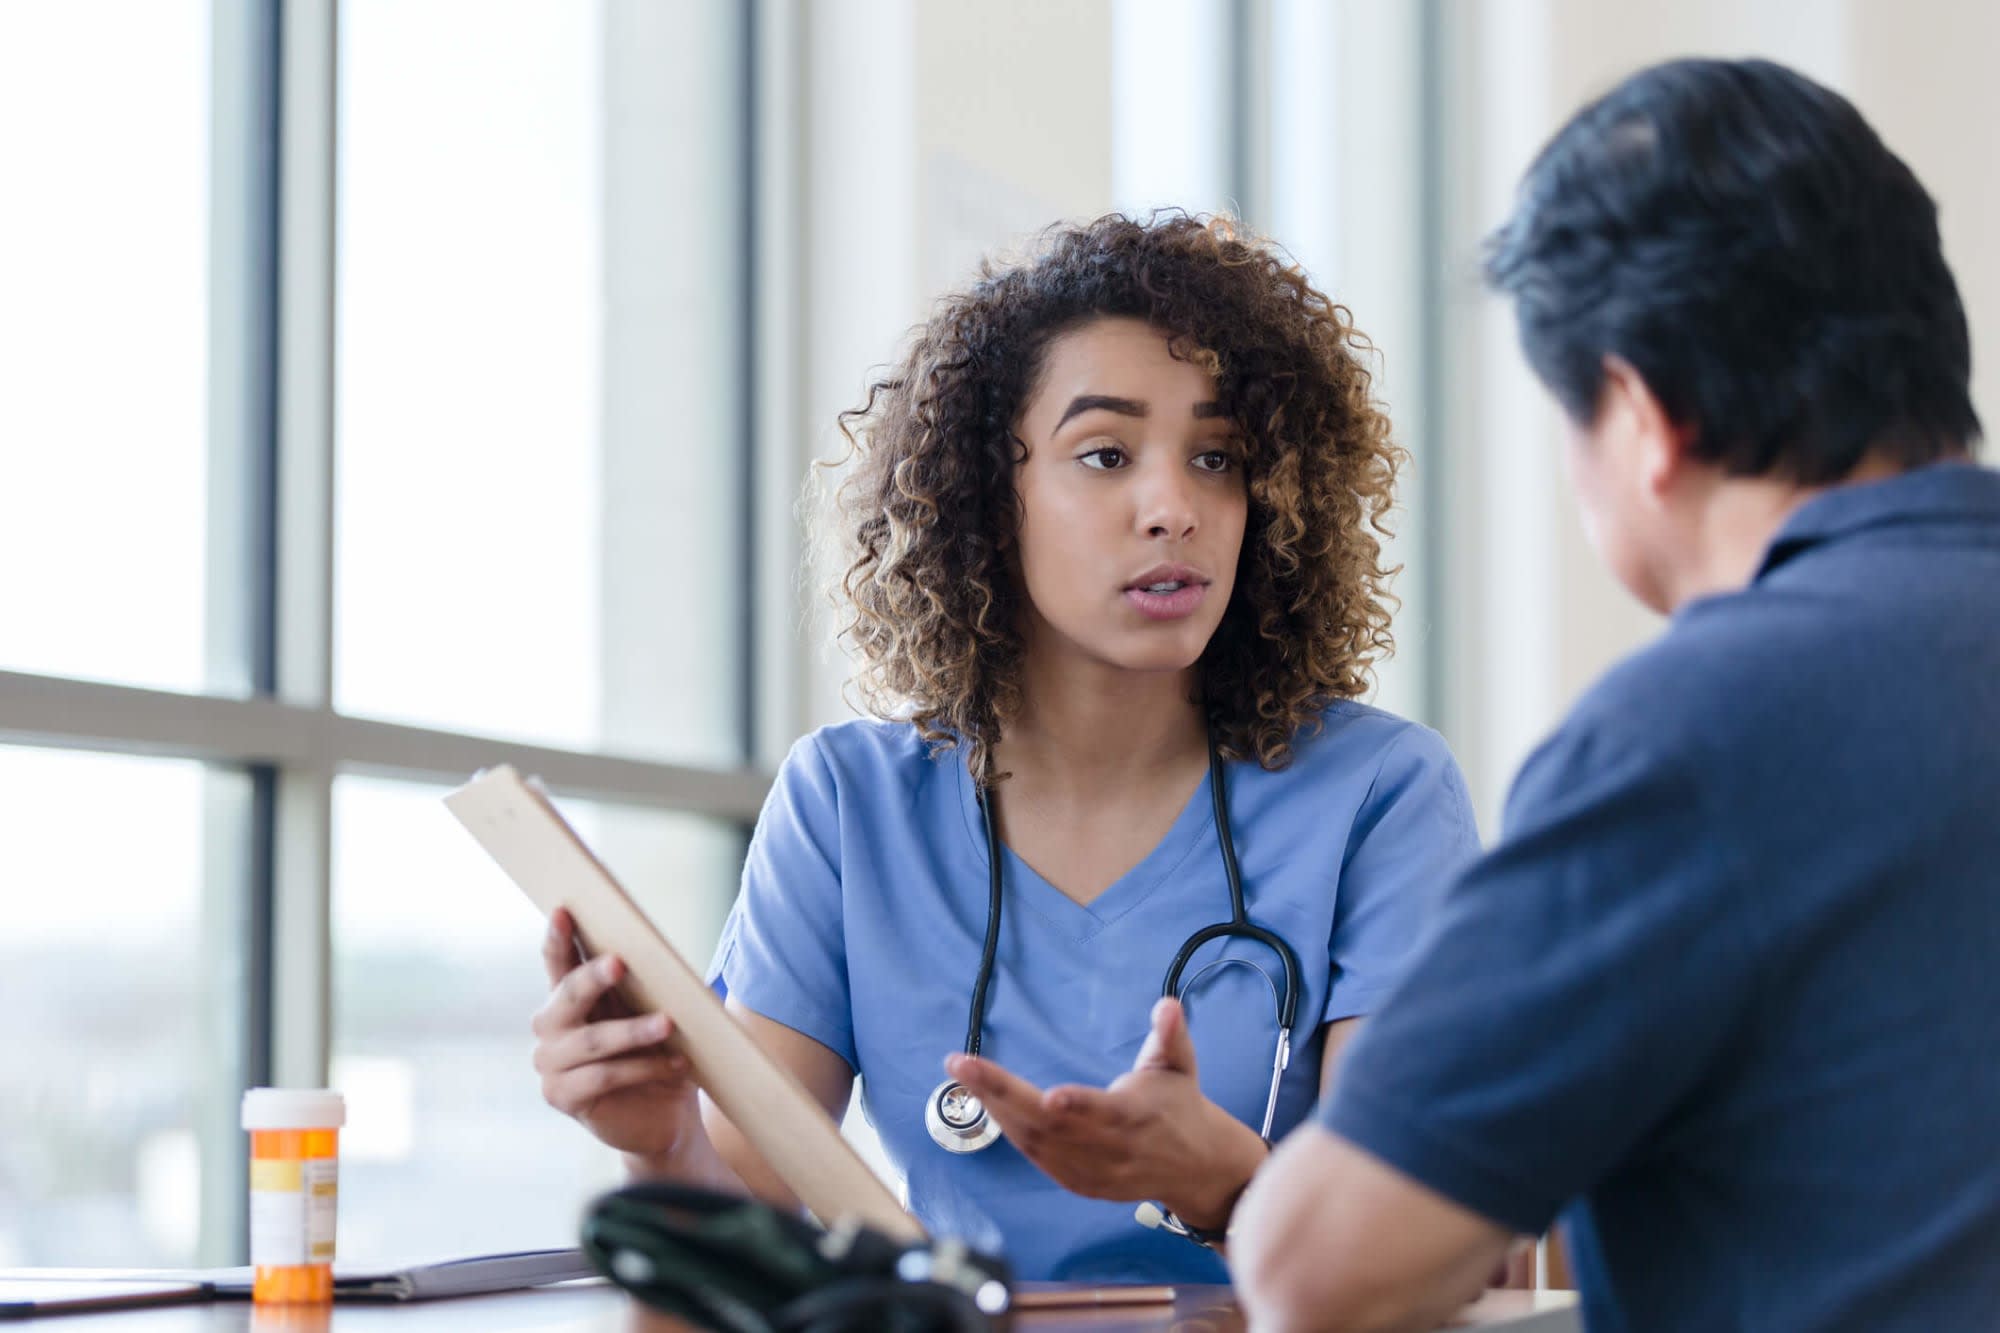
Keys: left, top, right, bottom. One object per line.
{"left": 445, "top": 765, "right": 923, "bottom": 1244}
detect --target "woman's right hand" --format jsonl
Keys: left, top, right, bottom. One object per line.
{"left": 531, "top": 907, "right": 703, "bottom": 1164}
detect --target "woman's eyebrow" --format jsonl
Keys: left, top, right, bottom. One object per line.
{"left": 1056, "top": 394, "right": 1146, "bottom": 428}
{"left": 1054, "top": 395, "right": 1230, "bottom": 428}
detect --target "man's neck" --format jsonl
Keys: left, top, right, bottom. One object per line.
{"left": 1661, "top": 452, "right": 1912, "bottom": 611}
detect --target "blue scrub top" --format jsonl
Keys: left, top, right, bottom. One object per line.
{"left": 709, "top": 701, "right": 1479, "bottom": 1281}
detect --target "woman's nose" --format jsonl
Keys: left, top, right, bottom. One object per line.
{"left": 1137, "top": 465, "right": 1199, "bottom": 540}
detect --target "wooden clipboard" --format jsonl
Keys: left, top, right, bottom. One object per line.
{"left": 445, "top": 765, "right": 924, "bottom": 1243}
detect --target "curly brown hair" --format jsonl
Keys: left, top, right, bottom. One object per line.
{"left": 824, "top": 213, "right": 1403, "bottom": 784}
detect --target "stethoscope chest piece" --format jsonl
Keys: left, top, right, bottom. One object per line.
{"left": 925, "top": 1078, "right": 1002, "bottom": 1153}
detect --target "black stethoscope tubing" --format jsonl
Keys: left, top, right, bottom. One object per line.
{"left": 1161, "top": 740, "right": 1302, "bottom": 1033}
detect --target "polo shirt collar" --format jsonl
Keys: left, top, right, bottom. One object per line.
{"left": 1754, "top": 459, "right": 2000, "bottom": 581}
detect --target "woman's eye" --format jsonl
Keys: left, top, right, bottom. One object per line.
{"left": 1079, "top": 446, "right": 1129, "bottom": 470}
{"left": 1194, "top": 449, "right": 1237, "bottom": 473}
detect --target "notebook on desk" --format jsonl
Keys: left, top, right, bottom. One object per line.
{"left": 0, "top": 1277, "right": 208, "bottom": 1320}
{"left": 208, "top": 1248, "right": 601, "bottom": 1301}
{"left": 3, "top": 1249, "right": 600, "bottom": 1307}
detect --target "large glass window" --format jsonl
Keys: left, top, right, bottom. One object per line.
{"left": 0, "top": 747, "right": 229, "bottom": 1267}
{"left": 329, "top": 774, "right": 742, "bottom": 1261}
{"left": 334, "top": 0, "right": 747, "bottom": 767}
{"left": 0, "top": 0, "right": 794, "bottom": 1270}
{"left": 328, "top": 2, "right": 753, "bottom": 1257}
{"left": 1110, "top": 0, "right": 1232, "bottom": 218}
{"left": 0, "top": 2, "right": 211, "bottom": 692}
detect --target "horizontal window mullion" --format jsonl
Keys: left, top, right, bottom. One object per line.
{"left": 325, "top": 715, "right": 770, "bottom": 818}
{"left": 0, "top": 670, "right": 769, "bottom": 820}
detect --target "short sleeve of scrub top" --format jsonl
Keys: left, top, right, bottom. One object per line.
{"left": 709, "top": 705, "right": 1480, "bottom": 1283}
{"left": 709, "top": 732, "right": 859, "bottom": 1070}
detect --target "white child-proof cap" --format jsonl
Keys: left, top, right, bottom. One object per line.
{"left": 241, "top": 1088, "right": 347, "bottom": 1131}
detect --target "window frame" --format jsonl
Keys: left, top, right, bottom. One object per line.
{"left": 0, "top": 0, "right": 773, "bottom": 1264}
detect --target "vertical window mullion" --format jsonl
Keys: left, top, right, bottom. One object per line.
{"left": 1416, "top": 0, "right": 1450, "bottom": 733}
{"left": 199, "top": 0, "right": 282, "bottom": 1266}
{"left": 738, "top": 0, "right": 761, "bottom": 770}
{"left": 750, "top": 0, "right": 805, "bottom": 772}
{"left": 270, "top": 0, "right": 340, "bottom": 1106}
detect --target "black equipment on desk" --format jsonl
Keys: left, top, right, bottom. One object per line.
{"left": 581, "top": 1182, "right": 1011, "bottom": 1332}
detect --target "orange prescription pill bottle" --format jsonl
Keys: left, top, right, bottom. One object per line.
{"left": 241, "top": 1088, "right": 346, "bottom": 1304}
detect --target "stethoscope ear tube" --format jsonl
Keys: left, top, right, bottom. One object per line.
{"left": 1259, "top": 1026, "right": 1293, "bottom": 1142}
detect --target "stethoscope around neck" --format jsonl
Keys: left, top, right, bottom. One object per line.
{"left": 925, "top": 736, "right": 1305, "bottom": 1155}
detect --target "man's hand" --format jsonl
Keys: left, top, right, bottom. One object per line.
{"left": 944, "top": 997, "right": 1268, "bottom": 1229}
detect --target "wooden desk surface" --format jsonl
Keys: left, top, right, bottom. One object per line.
{"left": 17, "top": 1282, "right": 1578, "bottom": 1331}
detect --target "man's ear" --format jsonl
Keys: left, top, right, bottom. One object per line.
{"left": 1600, "top": 355, "right": 1696, "bottom": 501}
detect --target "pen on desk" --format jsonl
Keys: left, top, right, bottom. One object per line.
{"left": 1010, "top": 1284, "right": 1177, "bottom": 1309}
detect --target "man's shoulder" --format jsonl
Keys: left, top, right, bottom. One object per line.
{"left": 1564, "top": 586, "right": 1859, "bottom": 759}
{"left": 1502, "top": 595, "right": 1837, "bottom": 842}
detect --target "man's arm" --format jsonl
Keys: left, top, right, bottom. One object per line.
{"left": 1231, "top": 1125, "right": 1513, "bottom": 1333}
{"left": 1231, "top": 729, "right": 1755, "bottom": 1330}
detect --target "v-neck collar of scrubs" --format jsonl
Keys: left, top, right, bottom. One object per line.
{"left": 953, "top": 758, "right": 1218, "bottom": 944}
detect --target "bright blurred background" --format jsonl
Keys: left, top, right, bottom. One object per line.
{"left": 2, "top": 0, "right": 1993, "bottom": 1269}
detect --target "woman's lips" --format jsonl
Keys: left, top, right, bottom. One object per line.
{"left": 1122, "top": 581, "right": 1209, "bottom": 621}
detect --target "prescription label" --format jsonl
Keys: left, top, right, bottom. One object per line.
{"left": 250, "top": 1159, "right": 339, "bottom": 1265}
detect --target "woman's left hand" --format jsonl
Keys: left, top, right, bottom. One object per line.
{"left": 944, "top": 996, "right": 1269, "bottom": 1232}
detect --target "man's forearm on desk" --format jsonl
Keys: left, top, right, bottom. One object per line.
{"left": 1231, "top": 1124, "right": 1511, "bottom": 1333}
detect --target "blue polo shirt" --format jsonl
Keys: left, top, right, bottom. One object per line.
{"left": 1321, "top": 462, "right": 2000, "bottom": 1332}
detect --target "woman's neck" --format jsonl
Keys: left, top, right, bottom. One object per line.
{"left": 991, "top": 646, "right": 1208, "bottom": 804}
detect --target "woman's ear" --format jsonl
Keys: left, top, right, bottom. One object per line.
{"left": 996, "top": 433, "right": 1030, "bottom": 551}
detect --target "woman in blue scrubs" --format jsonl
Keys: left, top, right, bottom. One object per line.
{"left": 529, "top": 214, "right": 1480, "bottom": 1282}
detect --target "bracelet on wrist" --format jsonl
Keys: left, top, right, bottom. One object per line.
{"left": 1133, "top": 1200, "right": 1231, "bottom": 1250}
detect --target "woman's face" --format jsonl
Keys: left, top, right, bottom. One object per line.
{"left": 1011, "top": 316, "right": 1248, "bottom": 678}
